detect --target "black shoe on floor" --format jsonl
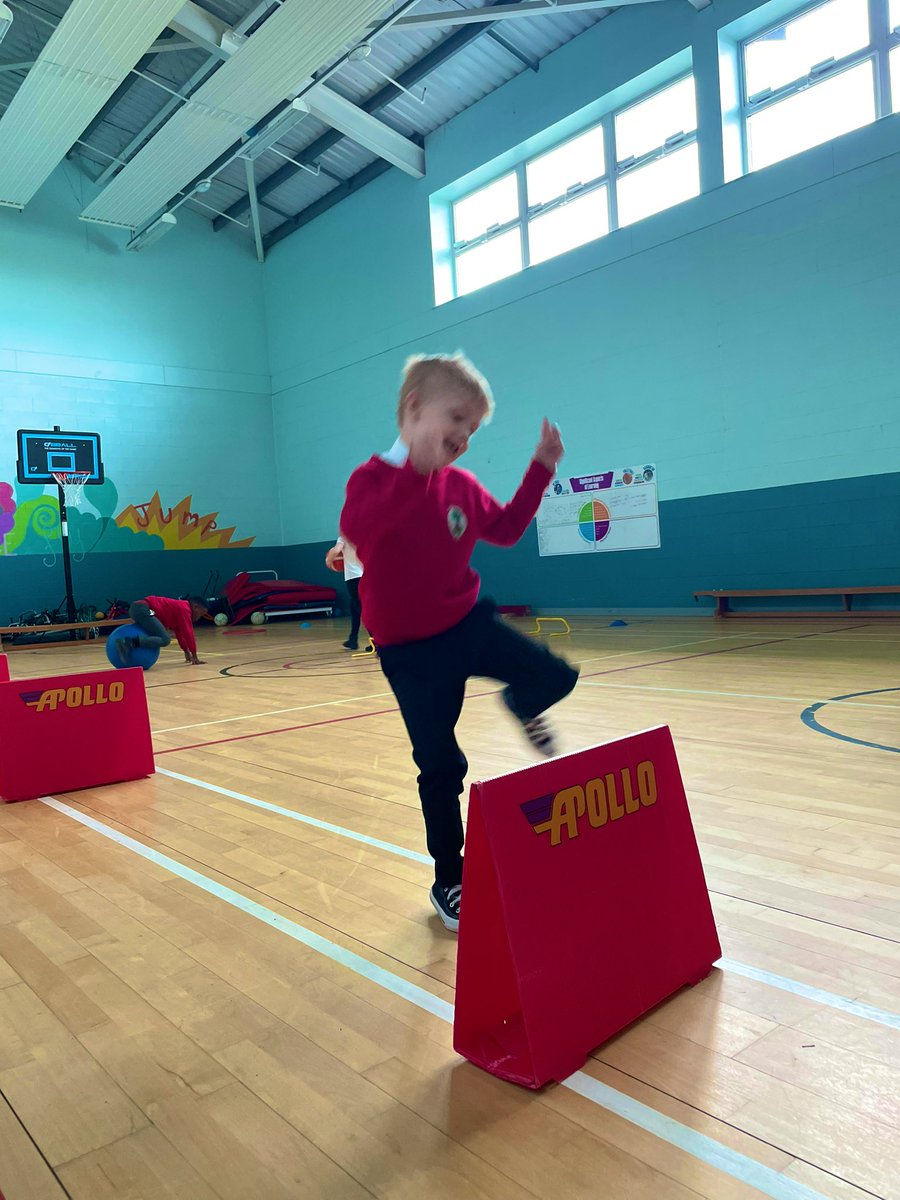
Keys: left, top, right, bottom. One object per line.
{"left": 342, "top": 640, "right": 359, "bottom": 651}
{"left": 429, "top": 882, "right": 461, "bottom": 932}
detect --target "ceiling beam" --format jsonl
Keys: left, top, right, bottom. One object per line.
{"left": 81, "top": 0, "right": 423, "bottom": 231}
{"left": 373, "top": 0, "right": 629, "bottom": 28}
{"left": 93, "top": 0, "right": 276, "bottom": 190}
{"left": 146, "top": 38, "right": 197, "bottom": 52}
{"left": 486, "top": 29, "right": 540, "bottom": 71}
{"left": 0, "top": 0, "right": 187, "bottom": 211}
{"left": 297, "top": 89, "right": 425, "bottom": 178}
{"left": 214, "top": 0, "right": 517, "bottom": 231}
{"left": 264, "top": 157, "right": 391, "bottom": 251}
{"left": 168, "top": 0, "right": 233, "bottom": 58}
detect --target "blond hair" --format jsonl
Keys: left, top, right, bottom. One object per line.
{"left": 398, "top": 352, "right": 494, "bottom": 423}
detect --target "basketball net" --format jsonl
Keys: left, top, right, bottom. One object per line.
{"left": 52, "top": 471, "right": 90, "bottom": 509}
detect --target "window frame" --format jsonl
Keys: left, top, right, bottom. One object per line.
{"left": 447, "top": 72, "right": 699, "bottom": 300}
{"left": 738, "top": 0, "right": 896, "bottom": 174}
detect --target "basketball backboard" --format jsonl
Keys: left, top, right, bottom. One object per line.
{"left": 16, "top": 429, "right": 104, "bottom": 485}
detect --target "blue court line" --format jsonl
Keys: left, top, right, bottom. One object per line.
{"left": 41, "top": 795, "right": 834, "bottom": 1200}
{"left": 801, "top": 687, "right": 900, "bottom": 755}
{"left": 160, "top": 766, "right": 900, "bottom": 1031}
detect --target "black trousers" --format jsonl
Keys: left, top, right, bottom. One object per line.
{"left": 129, "top": 601, "right": 171, "bottom": 649}
{"left": 346, "top": 577, "right": 362, "bottom": 644}
{"left": 378, "top": 600, "right": 579, "bottom": 888}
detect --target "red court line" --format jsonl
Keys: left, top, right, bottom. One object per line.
{"left": 155, "top": 626, "right": 860, "bottom": 756}
{"left": 154, "top": 704, "right": 401, "bottom": 754}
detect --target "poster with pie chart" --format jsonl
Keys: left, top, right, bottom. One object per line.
{"left": 536, "top": 465, "right": 660, "bottom": 557}
{"left": 579, "top": 499, "right": 611, "bottom": 545}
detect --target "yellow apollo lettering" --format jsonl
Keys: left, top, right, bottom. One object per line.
{"left": 621, "top": 768, "right": 640, "bottom": 815}
{"left": 638, "top": 760, "right": 657, "bottom": 806}
{"left": 605, "top": 772, "right": 625, "bottom": 821}
{"left": 585, "top": 777, "right": 608, "bottom": 828}
{"left": 535, "top": 785, "right": 585, "bottom": 845}
{"left": 533, "top": 759, "right": 660, "bottom": 845}
{"left": 33, "top": 681, "right": 127, "bottom": 712}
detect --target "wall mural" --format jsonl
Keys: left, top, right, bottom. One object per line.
{"left": 0, "top": 476, "right": 255, "bottom": 556}
{"left": 117, "top": 492, "right": 255, "bottom": 549}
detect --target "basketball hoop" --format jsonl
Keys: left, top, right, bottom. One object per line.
{"left": 51, "top": 471, "right": 91, "bottom": 508}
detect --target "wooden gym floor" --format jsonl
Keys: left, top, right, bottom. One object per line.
{"left": 0, "top": 616, "right": 897, "bottom": 1200}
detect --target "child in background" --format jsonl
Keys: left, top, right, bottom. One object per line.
{"left": 325, "top": 536, "right": 364, "bottom": 650}
{"left": 119, "top": 595, "right": 208, "bottom": 665}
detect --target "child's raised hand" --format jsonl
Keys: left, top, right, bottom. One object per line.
{"left": 535, "top": 418, "right": 564, "bottom": 471}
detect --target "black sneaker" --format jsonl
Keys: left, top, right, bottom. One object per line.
{"left": 115, "top": 636, "right": 131, "bottom": 665}
{"left": 342, "top": 639, "right": 359, "bottom": 651}
{"left": 430, "top": 883, "right": 461, "bottom": 932}
{"left": 501, "top": 688, "right": 558, "bottom": 757}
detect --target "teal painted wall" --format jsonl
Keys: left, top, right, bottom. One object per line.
{"left": 3, "top": 1, "right": 899, "bottom": 620}
{"left": 1, "top": 163, "right": 279, "bottom": 617}
{"left": 264, "top": 0, "right": 900, "bottom": 608}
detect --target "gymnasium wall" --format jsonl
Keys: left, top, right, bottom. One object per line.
{"left": 0, "top": 165, "right": 282, "bottom": 620}
{"left": 265, "top": 0, "right": 900, "bottom": 613}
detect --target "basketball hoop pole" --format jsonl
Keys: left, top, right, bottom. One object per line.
{"left": 52, "top": 426, "right": 78, "bottom": 635}
{"left": 15, "top": 424, "right": 104, "bottom": 639}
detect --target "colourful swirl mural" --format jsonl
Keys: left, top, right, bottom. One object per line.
{"left": 0, "top": 477, "right": 255, "bottom": 555}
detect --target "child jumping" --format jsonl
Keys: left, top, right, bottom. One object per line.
{"left": 340, "top": 353, "right": 579, "bottom": 931}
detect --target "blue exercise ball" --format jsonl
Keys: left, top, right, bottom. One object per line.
{"left": 106, "top": 624, "right": 160, "bottom": 671}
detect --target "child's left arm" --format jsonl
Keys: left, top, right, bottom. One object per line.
{"left": 478, "top": 420, "right": 563, "bottom": 547}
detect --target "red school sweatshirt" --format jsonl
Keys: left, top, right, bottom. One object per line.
{"left": 340, "top": 452, "right": 551, "bottom": 646}
{"left": 142, "top": 595, "right": 197, "bottom": 656}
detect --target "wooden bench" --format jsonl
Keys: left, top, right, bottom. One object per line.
{"left": 0, "top": 618, "right": 129, "bottom": 649}
{"left": 693, "top": 586, "right": 900, "bottom": 618}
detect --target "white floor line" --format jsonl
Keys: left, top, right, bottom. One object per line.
{"left": 156, "top": 766, "right": 430, "bottom": 864}
{"left": 160, "top": 768, "right": 900, "bottom": 1031}
{"left": 718, "top": 958, "right": 900, "bottom": 1031}
{"left": 41, "top": 795, "right": 834, "bottom": 1200}
{"left": 155, "top": 689, "right": 395, "bottom": 734}
{"left": 579, "top": 680, "right": 900, "bottom": 710}
{"left": 574, "top": 624, "right": 833, "bottom": 668}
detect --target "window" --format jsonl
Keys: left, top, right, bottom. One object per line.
{"left": 746, "top": 61, "right": 875, "bottom": 170}
{"left": 455, "top": 229, "right": 523, "bottom": 297}
{"left": 451, "top": 174, "right": 522, "bottom": 296}
{"left": 444, "top": 75, "right": 698, "bottom": 299}
{"left": 743, "top": 0, "right": 869, "bottom": 99}
{"left": 618, "top": 143, "right": 700, "bottom": 227}
{"left": 614, "top": 77, "right": 699, "bottom": 227}
{"left": 740, "top": 0, "right": 889, "bottom": 172}
{"left": 525, "top": 126, "right": 608, "bottom": 265}
{"left": 452, "top": 173, "right": 518, "bottom": 244}
{"left": 893, "top": 46, "right": 900, "bottom": 112}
